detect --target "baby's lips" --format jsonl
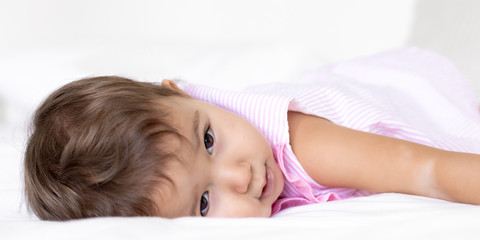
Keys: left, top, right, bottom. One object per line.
{"left": 260, "top": 165, "right": 274, "bottom": 200}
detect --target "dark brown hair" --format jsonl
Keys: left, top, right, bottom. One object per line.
{"left": 24, "top": 76, "right": 185, "bottom": 220}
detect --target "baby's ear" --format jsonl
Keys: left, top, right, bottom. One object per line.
{"left": 162, "top": 79, "right": 189, "bottom": 96}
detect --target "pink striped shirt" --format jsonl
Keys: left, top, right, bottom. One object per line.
{"left": 180, "top": 47, "right": 480, "bottom": 214}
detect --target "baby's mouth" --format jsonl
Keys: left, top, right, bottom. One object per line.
{"left": 259, "top": 165, "right": 274, "bottom": 200}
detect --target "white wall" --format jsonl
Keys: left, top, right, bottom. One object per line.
{"left": 0, "top": 0, "right": 414, "bottom": 60}
{"left": 1, "top": 0, "right": 479, "bottom": 99}
{"left": 409, "top": 0, "right": 480, "bottom": 101}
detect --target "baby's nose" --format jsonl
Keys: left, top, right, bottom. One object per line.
{"left": 216, "top": 161, "right": 252, "bottom": 193}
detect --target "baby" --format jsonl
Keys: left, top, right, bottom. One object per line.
{"left": 24, "top": 48, "right": 480, "bottom": 220}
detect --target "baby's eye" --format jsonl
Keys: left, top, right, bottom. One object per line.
{"left": 200, "top": 191, "right": 209, "bottom": 216}
{"left": 204, "top": 127, "right": 215, "bottom": 154}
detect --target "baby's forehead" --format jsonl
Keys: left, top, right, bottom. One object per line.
{"left": 157, "top": 96, "right": 196, "bottom": 125}
{"left": 150, "top": 114, "right": 204, "bottom": 217}
{"left": 151, "top": 152, "right": 197, "bottom": 218}
{"left": 154, "top": 95, "right": 206, "bottom": 164}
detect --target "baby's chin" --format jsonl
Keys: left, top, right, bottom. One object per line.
{"left": 255, "top": 207, "right": 272, "bottom": 218}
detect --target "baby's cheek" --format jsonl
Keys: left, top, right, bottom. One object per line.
{"left": 213, "top": 198, "right": 269, "bottom": 217}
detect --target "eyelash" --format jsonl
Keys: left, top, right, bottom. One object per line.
{"left": 200, "top": 126, "right": 214, "bottom": 216}
{"left": 204, "top": 126, "right": 215, "bottom": 154}
{"left": 200, "top": 191, "right": 209, "bottom": 217}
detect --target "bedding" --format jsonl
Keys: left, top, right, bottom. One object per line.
{"left": 2, "top": 43, "right": 480, "bottom": 240}
{"left": 3, "top": 194, "right": 480, "bottom": 239}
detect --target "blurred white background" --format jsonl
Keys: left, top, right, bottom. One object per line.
{"left": 1, "top": 0, "right": 479, "bottom": 98}
{"left": 1, "top": 0, "right": 414, "bottom": 54}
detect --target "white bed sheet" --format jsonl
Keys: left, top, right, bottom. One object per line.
{"left": 3, "top": 194, "right": 480, "bottom": 240}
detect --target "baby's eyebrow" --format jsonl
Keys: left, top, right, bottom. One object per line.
{"left": 189, "top": 194, "right": 197, "bottom": 217}
{"left": 183, "top": 110, "right": 200, "bottom": 217}
{"left": 192, "top": 110, "right": 200, "bottom": 149}
{"left": 185, "top": 181, "right": 198, "bottom": 217}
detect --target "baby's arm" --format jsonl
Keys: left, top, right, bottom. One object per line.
{"left": 288, "top": 111, "right": 480, "bottom": 204}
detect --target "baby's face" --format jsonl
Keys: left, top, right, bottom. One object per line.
{"left": 153, "top": 96, "right": 284, "bottom": 218}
